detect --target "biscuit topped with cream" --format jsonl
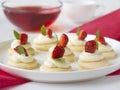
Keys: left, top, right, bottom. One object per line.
{"left": 8, "top": 46, "right": 38, "bottom": 69}
{"left": 40, "top": 45, "right": 72, "bottom": 72}
{"left": 68, "top": 28, "right": 87, "bottom": 52}
{"left": 49, "top": 34, "right": 75, "bottom": 63}
{"left": 33, "top": 25, "right": 57, "bottom": 51}
{"left": 8, "top": 30, "right": 35, "bottom": 55}
{"left": 78, "top": 40, "right": 109, "bottom": 70}
{"left": 95, "top": 31, "right": 116, "bottom": 60}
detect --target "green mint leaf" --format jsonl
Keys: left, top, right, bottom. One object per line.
{"left": 13, "top": 30, "right": 20, "bottom": 40}
{"left": 40, "top": 25, "right": 46, "bottom": 35}
{"left": 96, "top": 41, "right": 99, "bottom": 50}
{"left": 95, "top": 30, "right": 100, "bottom": 38}
{"left": 17, "top": 46, "right": 26, "bottom": 55}
{"left": 76, "top": 27, "right": 81, "bottom": 35}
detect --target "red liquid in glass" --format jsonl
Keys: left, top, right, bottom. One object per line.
{"left": 4, "top": 6, "right": 61, "bottom": 32}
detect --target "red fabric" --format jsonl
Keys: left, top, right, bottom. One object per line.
{"left": 107, "top": 69, "right": 120, "bottom": 76}
{"left": 0, "top": 69, "right": 30, "bottom": 88}
{"left": 69, "top": 9, "right": 120, "bottom": 41}
{"left": 69, "top": 9, "right": 120, "bottom": 75}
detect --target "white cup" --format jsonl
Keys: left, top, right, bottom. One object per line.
{"left": 62, "top": 0, "right": 104, "bottom": 24}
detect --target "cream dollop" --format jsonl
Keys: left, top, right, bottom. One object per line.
{"left": 98, "top": 43, "right": 113, "bottom": 52}
{"left": 10, "top": 52, "right": 34, "bottom": 63}
{"left": 11, "top": 40, "right": 31, "bottom": 49}
{"left": 79, "top": 51, "right": 104, "bottom": 62}
{"left": 49, "top": 45, "right": 72, "bottom": 55}
{"left": 34, "top": 34, "right": 57, "bottom": 44}
{"left": 11, "top": 40, "right": 20, "bottom": 48}
{"left": 44, "top": 56, "right": 70, "bottom": 68}
{"left": 68, "top": 33, "right": 85, "bottom": 46}
{"left": 44, "top": 58, "right": 56, "bottom": 68}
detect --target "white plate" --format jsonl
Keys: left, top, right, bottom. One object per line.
{"left": 0, "top": 34, "right": 120, "bottom": 83}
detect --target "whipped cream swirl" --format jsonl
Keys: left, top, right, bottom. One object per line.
{"left": 34, "top": 34, "right": 57, "bottom": 44}
{"left": 68, "top": 33, "right": 85, "bottom": 46}
{"left": 11, "top": 52, "right": 34, "bottom": 63}
{"left": 44, "top": 56, "right": 70, "bottom": 68}
{"left": 11, "top": 40, "right": 31, "bottom": 49}
{"left": 79, "top": 51, "right": 104, "bottom": 62}
{"left": 98, "top": 43, "right": 113, "bottom": 52}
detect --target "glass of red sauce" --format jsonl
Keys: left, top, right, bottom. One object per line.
{"left": 1, "top": 0, "right": 62, "bottom": 32}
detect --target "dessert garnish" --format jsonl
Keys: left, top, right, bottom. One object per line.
{"left": 95, "top": 30, "right": 107, "bottom": 45}
{"left": 51, "top": 33, "right": 69, "bottom": 59}
{"left": 49, "top": 33, "right": 75, "bottom": 63}
{"left": 40, "top": 25, "right": 53, "bottom": 38}
{"left": 13, "top": 30, "right": 28, "bottom": 45}
{"left": 52, "top": 46, "right": 65, "bottom": 59}
{"left": 58, "top": 33, "right": 68, "bottom": 48}
{"left": 85, "top": 40, "right": 98, "bottom": 53}
{"left": 76, "top": 27, "right": 87, "bottom": 40}
{"left": 14, "top": 45, "right": 28, "bottom": 56}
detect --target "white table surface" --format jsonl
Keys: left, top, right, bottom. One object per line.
{"left": 3, "top": 76, "right": 120, "bottom": 90}
{"left": 0, "top": 0, "right": 120, "bottom": 90}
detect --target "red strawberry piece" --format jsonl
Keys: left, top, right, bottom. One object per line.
{"left": 52, "top": 46, "right": 65, "bottom": 59}
{"left": 78, "top": 30, "right": 87, "bottom": 40}
{"left": 58, "top": 34, "right": 68, "bottom": 47}
{"left": 96, "top": 35, "right": 107, "bottom": 45}
{"left": 14, "top": 47, "right": 18, "bottom": 52}
{"left": 47, "top": 29, "right": 52, "bottom": 38}
{"left": 20, "top": 33, "right": 28, "bottom": 45}
{"left": 85, "top": 40, "right": 97, "bottom": 53}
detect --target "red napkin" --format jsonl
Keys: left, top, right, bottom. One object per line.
{"left": 69, "top": 9, "right": 120, "bottom": 41}
{"left": 107, "top": 70, "right": 120, "bottom": 76}
{"left": 69, "top": 9, "right": 120, "bottom": 76}
{"left": 0, "top": 69, "right": 30, "bottom": 88}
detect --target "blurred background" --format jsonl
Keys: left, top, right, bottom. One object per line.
{"left": 0, "top": 0, "right": 120, "bottom": 42}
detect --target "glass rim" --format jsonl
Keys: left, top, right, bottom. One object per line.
{"left": 1, "top": 0, "right": 63, "bottom": 10}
